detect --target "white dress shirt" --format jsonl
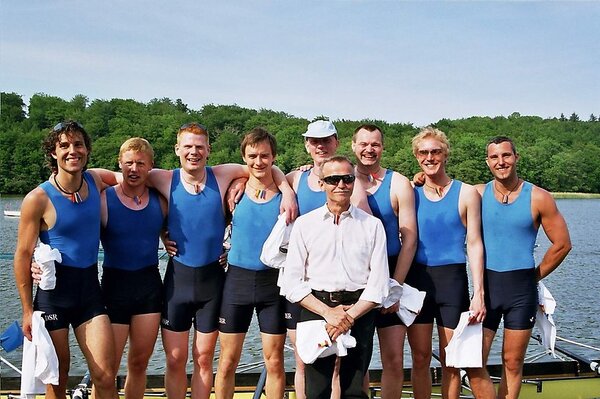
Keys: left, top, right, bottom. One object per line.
{"left": 282, "top": 204, "right": 389, "bottom": 305}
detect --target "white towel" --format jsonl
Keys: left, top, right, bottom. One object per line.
{"left": 20, "top": 311, "right": 59, "bottom": 397}
{"left": 381, "top": 279, "right": 426, "bottom": 327}
{"left": 33, "top": 243, "right": 62, "bottom": 290}
{"left": 260, "top": 212, "right": 293, "bottom": 270}
{"left": 535, "top": 281, "right": 557, "bottom": 357}
{"left": 445, "top": 311, "right": 483, "bottom": 368}
{"left": 296, "top": 320, "right": 357, "bottom": 364}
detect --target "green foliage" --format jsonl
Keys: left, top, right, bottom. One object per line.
{"left": 1, "top": 91, "right": 599, "bottom": 194}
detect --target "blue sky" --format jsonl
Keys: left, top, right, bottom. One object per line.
{"left": 1, "top": 1, "right": 598, "bottom": 126}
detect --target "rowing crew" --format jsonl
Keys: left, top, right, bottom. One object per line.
{"left": 15, "top": 120, "right": 570, "bottom": 399}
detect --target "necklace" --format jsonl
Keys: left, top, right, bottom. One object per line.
{"left": 495, "top": 179, "right": 521, "bottom": 204}
{"left": 181, "top": 170, "right": 206, "bottom": 194}
{"left": 425, "top": 179, "right": 452, "bottom": 198}
{"left": 357, "top": 167, "right": 383, "bottom": 183}
{"left": 247, "top": 180, "right": 275, "bottom": 200}
{"left": 53, "top": 174, "right": 84, "bottom": 203}
{"left": 120, "top": 184, "right": 145, "bottom": 206}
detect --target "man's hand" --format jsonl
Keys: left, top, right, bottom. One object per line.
{"left": 468, "top": 292, "right": 486, "bottom": 324}
{"left": 161, "top": 231, "right": 177, "bottom": 257}
{"left": 280, "top": 193, "right": 298, "bottom": 224}
{"left": 31, "top": 262, "right": 42, "bottom": 283}
{"left": 322, "top": 304, "right": 354, "bottom": 335}
{"left": 412, "top": 172, "right": 426, "bottom": 187}
{"left": 297, "top": 164, "right": 314, "bottom": 173}
{"left": 380, "top": 301, "right": 400, "bottom": 314}
{"left": 22, "top": 310, "right": 33, "bottom": 341}
{"left": 226, "top": 177, "right": 248, "bottom": 213}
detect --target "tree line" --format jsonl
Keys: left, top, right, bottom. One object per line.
{"left": 1, "top": 92, "right": 599, "bottom": 194}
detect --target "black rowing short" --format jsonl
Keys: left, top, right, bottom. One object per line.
{"left": 404, "top": 262, "right": 469, "bottom": 329}
{"left": 34, "top": 263, "right": 107, "bottom": 331}
{"left": 161, "top": 258, "right": 225, "bottom": 333}
{"left": 101, "top": 265, "right": 162, "bottom": 325}
{"left": 483, "top": 268, "right": 537, "bottom": 332}
{"left": 218, "top": 265, "right": 285, "bottom": 334}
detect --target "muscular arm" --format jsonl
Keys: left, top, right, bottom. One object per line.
{"left": 533, "top": 188, "right": 572, "bottom": 281}
{"left": 462, "top": 185, "right": 486, "bottom": 323}
{"left": 13, "top": 190, "right": 47, "bottom": 340}
{"left": 392, "top": 174, "right": 417, "bottom": 284}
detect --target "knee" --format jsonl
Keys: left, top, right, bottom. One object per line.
{"left": 166, "top": 350, "right": 188, "bottom": 371}
{"left": 381, "top": 350, "right": 404, "bottom": 372}
{"left": 193, "top": 350, "right": 214, "bottom": 371}
{"left": 128, "top": 353, "right": 151, "bottom": 375}
{"left": 264, "top": 355, "right": 284, "bottom": 375}
{"left": 218, "top": 356, "right": 240, "bottom": 376}
{"left": 411, "top": 349, "right": 432, "bottom": 369}
{"left": 502, "top": 354, "right": 525, "bottom": 375}
{"left": 90, "top": 367, "right": 117, "bottom": 391}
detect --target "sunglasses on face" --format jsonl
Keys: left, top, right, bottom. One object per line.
{"left": 321, "top": 174, "right": 356, "bottom": 185}
{"left": 417, "top": 148, "right": 444, "bottom": 157}
{"left": 53, "top": 121, "right": 84, "bottom": 132}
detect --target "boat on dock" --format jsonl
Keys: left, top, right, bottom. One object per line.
{"left": 2, "top": 210, "right": 20, "bottom": 218}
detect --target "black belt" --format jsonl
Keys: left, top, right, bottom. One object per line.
{"left": 312, "top": 289, "right": 363, "bottom": 305}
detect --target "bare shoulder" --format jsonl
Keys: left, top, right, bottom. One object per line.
{"left": 86, "top": 169, "right": 105, "bottom": 192}
{"left": 390, "top": 170, "right": 411, "bottom": 188}
{"left": 20, "top": 187, "right": 49, "bottom": 219}
{"left": 473, "top": 183, "right": 486, "bottom": 196}
{"left": 459, "top": 182, "right": 482, "bottom": 206}
{"left": 286, "top": 170, "right": 301, "bottom": 190}
{"left": 531, "top": 184, "right": 559, "bottom": 214}
{"left": 213, "top": 163, "right": 246, "bottom": 180}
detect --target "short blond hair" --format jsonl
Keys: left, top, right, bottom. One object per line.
{"left": 411, "top": 126, "right": 450, "bottom": 157}
{"left": 119, "top": 137, "right": 155, "bottom": 161}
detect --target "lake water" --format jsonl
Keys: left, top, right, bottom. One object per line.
{"left": 1, "top": 196, "right": 599, "bottom": 378}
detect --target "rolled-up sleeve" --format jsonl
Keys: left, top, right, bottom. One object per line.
{"left": 359, "top": 220, "right": 390, "bottom": 305}
{"left": 281, "top": 222, "right": 312, "bottom": 303}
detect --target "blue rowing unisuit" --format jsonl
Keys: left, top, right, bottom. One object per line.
{"left": 414, "top": 180, "right": 466, "bottom": 266}
{"left": 228, "top": 192, "right": 282, "bottom": 271}
{"left": 482, "top": 181, "right": 538, "bottom": 272}
{"left": 101, "top": 186, "right": 164, "bottom": 271}
{"left": 367, "top": 169, "right": 401, "bottom": 257}
{"left": 39, "top": 171, "right": 100, "bottom": 267}
{"left": 168, "top": 168, "right": 225, "bottom": 267}
{"left": 296, "top": 170, "right": 326, "bottom": 215}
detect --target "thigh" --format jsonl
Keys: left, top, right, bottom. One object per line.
{"left": 260, "top": 332, "right": 285, "bottom": 362}
{"left": 74, "top": 314, "right": 116, "bottom": 377}
{"left": 256, "top": 284, "right": 286, "bottom": 335}
{"left": 129, "top": 313, "right": 161, "bottom": 360}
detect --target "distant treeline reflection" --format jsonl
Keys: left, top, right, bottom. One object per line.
{"left": 1, "top": 92, "right": 599, "bottom": 194}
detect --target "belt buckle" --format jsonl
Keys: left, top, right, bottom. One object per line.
{"left": 329, "top": 292, "right": 340, "bottom": 303}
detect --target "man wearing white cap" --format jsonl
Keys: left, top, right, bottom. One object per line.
{"left": 285, "top": 119, "right": 340, "bottom": 398}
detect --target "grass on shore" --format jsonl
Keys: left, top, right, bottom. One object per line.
{"left": 551, "top": 192, "right": 600, "bottom": 199}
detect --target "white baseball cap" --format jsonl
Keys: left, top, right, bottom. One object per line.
{"left": 302, "top": 120, "right": 337, "bottom": 138}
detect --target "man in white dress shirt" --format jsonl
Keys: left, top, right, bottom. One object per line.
{"left": 282, "top": 155, "right": 389, "bottom": 399}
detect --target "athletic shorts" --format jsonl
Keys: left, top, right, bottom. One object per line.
{"left": 404, "top": 262, "right": 469, "bottom": 329}
{"left": 284, "top": 300, "right": 302, "bottom": 330}
{"left": 483, "top": 268, "right": 538, "bottom": 332}
{"left": 101, "top": 265, "right": 163, "bottom": 325}
{"left": 34, "top": 263, "right": 107, "bottom": 331}
{"left": 218, "top": 265, "right": 285, "bottom": 334}
{"left": 375, "top": 255, "right": 406, "bottom": 329}
{"left": 161, "top": 258, "right": 225, "bottom": 333}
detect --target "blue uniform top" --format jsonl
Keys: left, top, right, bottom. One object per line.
{"left": 39, "top": 171, "right": 100, "bottom": 267}
{"left": 228, "top": 192, "right": 282, "bottom": 271}
{"left": 297, "top": 170, "right": 326, "bottom": 215}
{"left": 168, "top": 168, "right": 225, "bottom": 267}
{"left": 367, "top": 169, "right": 401, "bottom": 257}
{"left": 482, "top": 181, "right": 538, "bottom": 272}
{"left": 101, "top": 186, "right": 164, "bottom": 271}
{"left": 415, "top": 180, "right": 466, "bottom": 266}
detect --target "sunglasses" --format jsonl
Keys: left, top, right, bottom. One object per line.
{"left": 417, "top": 148, "right": 444, "bottom": 157}
{"left": 322, "top": 174, "right": 356, "bottom": 185}
{"left": 180, "top": 122, "right": 208, "bottom": 132}
{"left": 53, "top": 121, "right": 84, "bottom": 132}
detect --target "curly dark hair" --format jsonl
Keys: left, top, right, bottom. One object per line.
{"left": 42, "top": 121, "right": 92, "bottom": 173}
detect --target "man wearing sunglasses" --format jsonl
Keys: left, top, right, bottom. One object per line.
{"left": 282, "top": 156, "right": 389, "bottom": 399}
